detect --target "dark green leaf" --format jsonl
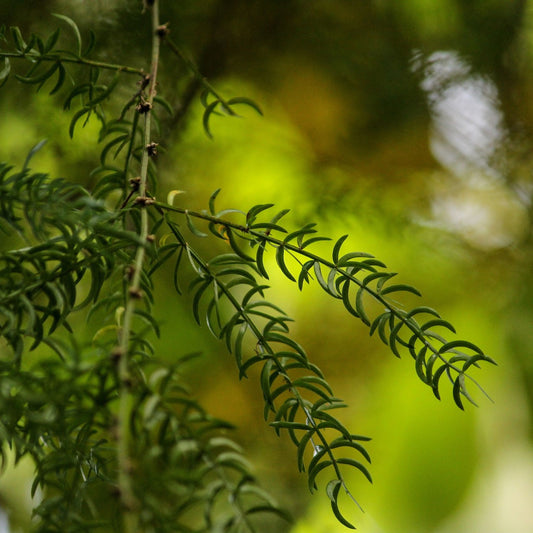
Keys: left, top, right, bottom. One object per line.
{"left": 332, "top": 234, "right": 348, "bottom": 263}
{"left": 276, "top": 245, "right": 295, "bottom": 281}
{"left": 0, "top": 57, "right": 10, "bottom": 88}
{"left": 52, "top": 13, "right": 82, "bottom": 56}
{"left": 43, "top": 28, "right": 60, "bottom": 53}
{"left": 10, "top": 26, "right": 27, "bottom": 51}
{"left": 380, "top": 284, "right": 422, "bottom": 297}
{"left": 69, "top": 107, "right": 91, "bottom": 138}
{"left": 227, "top": 96, "right": 263, "bottom": 116}
{"left": 326, "top": 480, "right": 356, "bottom": 530}
{"left": 49, "top": 62, "right": 65, "bottom": 95}
{"left": 452, "top": 373, "right": 465, "bottom": 410}
{"left": 202, "top": 100, "right": 219, "bottom": 139}
{"left": 185, "top": 211, "right": 208, "bottom": 237}
{"left": 226, "top": 227, "right": 254, "bottom": 261}
{"left": 208, "top": 188, "right": 221, "bottom": 215}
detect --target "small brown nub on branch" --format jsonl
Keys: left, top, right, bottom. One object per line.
{"left": 133, "top": 196, "right": 156, "bottom": 207}
{"left": 110, "top": 346, "right": 124, "bottom": 363}
{"left": 156, "top": 23, "right": 169, "bottom": 38}
{"left": 125, "top": 265, "right": 136, "bottom": 281}
{"left": 137, "top": 74, "right": 150, "bottom": 90}
{"left": 128, "top": 287, "right": 143, "bottom": 299}
{"left": 136, "top": 98, "right": 152, "bottom": 114}
{"left": 129, "top": 176, "right": 141, "bottom": 190}
{"left": 146, "top": 142, "right": 158, "bottom": 157}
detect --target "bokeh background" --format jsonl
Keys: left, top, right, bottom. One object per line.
{"left": 1, "top": 1, "right": 533, "bottom": 532}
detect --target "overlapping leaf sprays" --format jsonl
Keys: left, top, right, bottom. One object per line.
{"left": 0, "top": 2, "right": 494, "bottom": 530}
{"left": 153, "top": 189, "right": 495, "bottom": 527}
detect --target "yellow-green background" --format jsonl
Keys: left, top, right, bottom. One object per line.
{"left": 1, "top": 1, "right": 533, "bottom": 531}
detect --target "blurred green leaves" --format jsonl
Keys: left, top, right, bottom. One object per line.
{"left": 0, "top": 6, "right": 499, "bottom": 532}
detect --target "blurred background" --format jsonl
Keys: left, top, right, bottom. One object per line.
{"left": 1, "top": 1, "right": 533, "bottom": 531}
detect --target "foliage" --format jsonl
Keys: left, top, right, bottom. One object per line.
{"left": 0, "top": 3, "right": 495, "bottom": 531}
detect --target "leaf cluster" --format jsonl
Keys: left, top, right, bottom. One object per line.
{"left": 161, "top": 194, "right": 496, "bottom": 410}
{"left": 0, "top": 157, "right": 143, "bottom": 362}
{"left": 0, "top": 9, "right": 496, "bottom": 532}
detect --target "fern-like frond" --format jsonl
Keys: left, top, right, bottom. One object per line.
{"left": 152, "top": 213, "right": 371, "bottom": 528}
{"left": 0, "top": 160, "right": 144, "bottom": 359}
{"left": 157, "top": 196, "right": 496, "bottom": 411}
{"left": 130, "top": 357, "right": 291, "bottom": 532}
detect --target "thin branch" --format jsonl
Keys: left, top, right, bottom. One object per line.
{"left": 115, "top": 1, "right": 161, "bottom": 531}
{"left": 0, "top": 50, "right": 145, "bottom": 76}
{"left": 155, "top": 201, "right": 493, "bottom": 395}
{"left": 165, "top": 37, "right": 235, "bottom": 113}
{"left": 164, "top": 220, "right": 360, "bottom": 509}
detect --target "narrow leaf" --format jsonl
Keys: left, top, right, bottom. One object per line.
{"left": 276, "top": 245, "right": 295, "bottom": 281}
{"left": 0, "top": 57, "right": 10, "bottom": 88}
{"left": 227, "top": 96, "right": 263, "bottom": 116}
{"left": 332, "top": 234, "right": 349, "bottom": 263}
{"left": 326, "top": 480, "right": 356, "bottom": 530}
{"left": 52, "top": 13, "right": 82, "bottom": 56}
{"left": 185, "top": 211, "right": 207, "bottom": 237}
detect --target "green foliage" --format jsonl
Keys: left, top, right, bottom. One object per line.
{"left": 0, "top": 3, "right": 494, "bottom": 532}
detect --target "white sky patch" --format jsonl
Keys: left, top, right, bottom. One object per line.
{"left": 412, "top": 50, "right": 527, "bottom": 249}
{"left": 421, "top": 51, "right": 505, "bottom": 181}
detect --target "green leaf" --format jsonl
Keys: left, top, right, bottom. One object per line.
{"left": 276, "top": 245, "right": 295, "bottom": 281}
{"left": 308, "top": 459, "right": 333, "bottom": 492}
{"left": 49, "top": 62, "right": 66, "bottom": 95}
{"left": 439, "top": 339, "right": 484, "bottom": 356}
{"left": 340, "top": 279, "right": 360, "bottom": 318}
{"left": 208, "top": 188, "right": 221, "bottom": 215}
{"left": 283, "top": 224, "right": 316, "bottom": 245}
{"left": 63, "top": 83, "right": 91, "bottom": 110}
{"left": 83, "top": 29, "right": 96, "bottom": 57}
{"left": 22, "top": 139, "right": 48, "bottom": 171}
{"left": 337, "top": 458, "right": 372, "bottom": 483}
{"left": 337, "top": 251, "right": 375, "bottom": 267}
{"left": 462, "top": 353, "right": 497, "bottom": 371}
{"left": 16, "top": 62, "right": 59, "bottom": 86}
{"left": 421, "top": 318, "right": 456, "bottom": 334}
{"left": 43, "top": 28, "right": 61, "bottom": 53}
{"left": 355, "top": 287, "right": 370, "bottom": 326}
{"left": 86, "top": 74, "right": 120, "bottom": 106}
{"left": 380, "top": 284, "right": 422, "bottom": 297}
{"left": 249, "top": 222, "right": 288, "bottom": 233}
{"left": 332, "top": 234, "right": 349, "bottom": 263}
{"left": 330, "top": 438, "right": 371, "bottom": 463}
{"left": 52, "top": 13, "right": 82, "bottom": 56}
{"left": 227, "top": 96, "right": 263, "bottom": 116}
{"left": 452, "top": 373, "right": 465, "bottom": 410}
{"left": 290, "top": 378, "right": 332, "bottom": 402}
{"left": 0, "top": 57, "right": 10, "bottom": 88}
{"left": 153, "top": 95, "right": 173, "bottom": 115}
{"left": 69, "top": 107, "right": 91, "bottom": 138}
{"left": 431, "top": 364, "right": 449, "bottom": 400}
{"left": 326, "top": 480, "right": 356, "bottom": 530}
{"left": 202, "top": 100, "right": 219, "bottom": 139}
{"left": 296, "top": 429, "right": 317, "bottom": 472}
{"left": 185, "top": 211, "right": 208, "bottom": 237}
{"left": 10, "top": 26, "right": 27, "bottom": 51}
{"left": 300, "top": 235, "right": 332, "bottom": 249}
{"left": 270, "top": 208, "right": 290, "bottom": 225}
{"left": 313, "top": 261, "right": 337, "bottom": 297}
{"left": 226, "top": 227, "right": 254, "bottom": 261}
{"left": 246, "top": 203, "right": 274, "bottom": 225}
{"left": 269, "top": 420, "right": 313, "bottom": 431}
{"left": 414, "top": 345, "right": 430, "bottom": 383}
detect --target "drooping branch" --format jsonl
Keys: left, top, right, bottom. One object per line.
{"left": 155, "top": 199, "right": 496, "bottom": 409}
